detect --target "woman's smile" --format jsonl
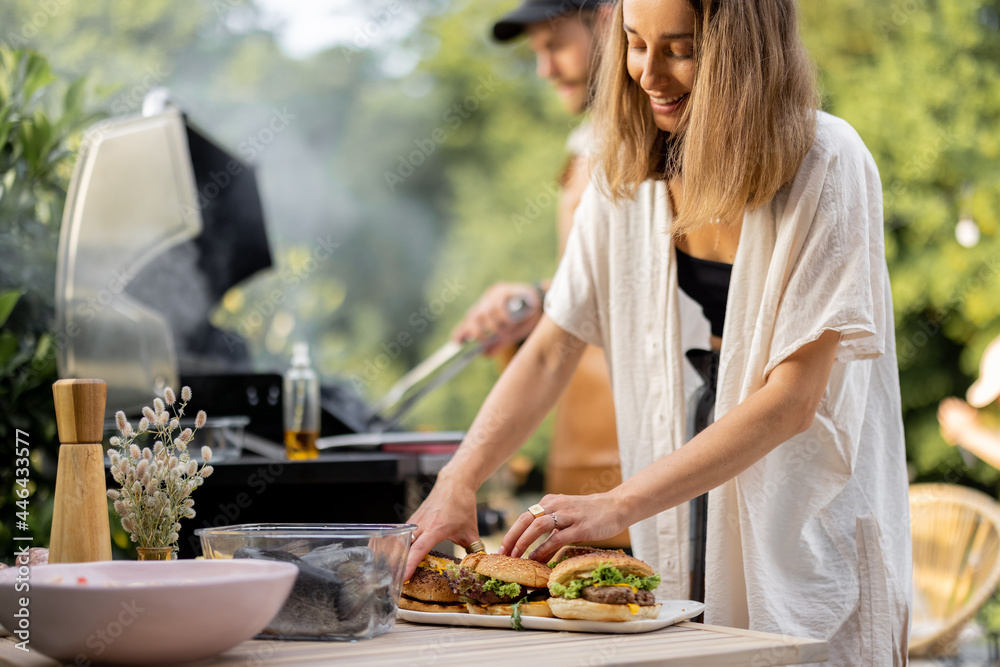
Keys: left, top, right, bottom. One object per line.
{"left": 648, "top": 92, "right": 689, "bottom": 114}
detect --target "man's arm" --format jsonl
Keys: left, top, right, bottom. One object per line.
{"left": 405, "top": 315, "right": 587, "bottom": 578}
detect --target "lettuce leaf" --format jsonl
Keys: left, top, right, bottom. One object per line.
{"left": 509, "top": 597, "right": 527, "bottom": 631}
{"left": 483, "top": 577, "right": 521, "bottom": 598}
{"left": 549, "top": 564, "right": 661, "bottom": 599}
{"left": 446, "top": 566, "right": 523, "bottom": 604}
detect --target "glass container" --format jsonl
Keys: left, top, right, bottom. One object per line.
{"left": 196, "top": 523, "right": 417, "bottom": 641}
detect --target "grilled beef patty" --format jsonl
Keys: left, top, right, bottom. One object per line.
{"left": 580, "top": 585, "right": 657, "bottom": 606}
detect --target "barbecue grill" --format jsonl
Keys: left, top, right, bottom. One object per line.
{"left": 53, "top": 98, "right": 501, "bottom": 556}
{"left": 52, "top": 100, "right": 444, "bottom": 442}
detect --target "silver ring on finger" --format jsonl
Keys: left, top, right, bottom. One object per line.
{"left": 551, "top": 513, "right": 559, "bottom": 529}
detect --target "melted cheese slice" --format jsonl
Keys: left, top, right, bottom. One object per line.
{"left": 419, "top": 555, "right": 456, "bottom": 574}
{"left": 597, "top": 582, "right": 639, "bottom": 594}
{"left": 627, "top": 604, "right": 640, "bottom": 615}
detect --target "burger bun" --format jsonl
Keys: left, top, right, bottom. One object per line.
{"left": 402, "top": 567, "right": 464, "bottom": 604}
{"left": 401, "top": 551, "right": 464, "bottom": 608}
{"left": 547, "top": 545, "right": 626, "bottom": 567}
{"left": 399, "top": 597, "right": 468, "bottom": 613}
{"left": 548, "top": 597, "right": 661, "bottom": 622}
{"left": 466, "top": 600, "right": 554, "bottom": 617}
{"left": 458, "top": 552, "right": 550, "bottom": 589}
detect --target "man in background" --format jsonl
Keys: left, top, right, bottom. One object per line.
{"left": 450, "top": 0, "right": 628, "bottom": 549}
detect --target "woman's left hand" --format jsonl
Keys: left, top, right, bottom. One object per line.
{"left": 498, "top": 492, "right": 629, "bottom": 562}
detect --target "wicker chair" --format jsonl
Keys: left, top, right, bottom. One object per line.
{"left": 909, "top": 483, "right": 1000, "bottom": 657}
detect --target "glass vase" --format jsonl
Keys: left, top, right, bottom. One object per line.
{"left": 136, "top": 546, "right": 176, "bottom": 561}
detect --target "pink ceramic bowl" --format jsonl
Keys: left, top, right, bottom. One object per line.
{"left": 0, "top": 559, "right": 296, "bottom": 665}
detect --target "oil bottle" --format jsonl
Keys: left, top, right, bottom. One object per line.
{"left": 283, "top": 342, "right": 320, "bottom": 459}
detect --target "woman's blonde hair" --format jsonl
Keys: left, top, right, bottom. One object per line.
{"left": 591, "top": 0, "right": 819, "bottom": 234}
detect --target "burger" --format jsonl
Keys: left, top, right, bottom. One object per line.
{"left": 548, "top": 552, "right": 662, "bottom": 621}
{"left": 447, "top": 552, "right": 553, "bottom": 617}
{"left": 400, "top": 550, "right": 467, "bottom": 613}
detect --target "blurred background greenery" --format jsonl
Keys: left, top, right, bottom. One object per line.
{"left": 0, "top": 0, "right": 998, "bottom": 582}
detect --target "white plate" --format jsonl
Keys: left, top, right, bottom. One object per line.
{"left": 398, "top": 599, "right": 704, "bottom": 634}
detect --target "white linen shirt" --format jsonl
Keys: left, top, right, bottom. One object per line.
{"left": 544, "top": 112, "right": 912, "bottom": 666}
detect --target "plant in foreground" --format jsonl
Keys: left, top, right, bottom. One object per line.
{"left": 107, "top": 386, "right": 213, "bottom": 551}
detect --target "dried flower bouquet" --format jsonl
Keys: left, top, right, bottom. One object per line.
{"left": 107, "top": 386, "right": 214, "bottom": 551}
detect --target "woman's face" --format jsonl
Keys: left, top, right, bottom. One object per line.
{"left": 623, "top": 0, "right": 697, "bottom": 133}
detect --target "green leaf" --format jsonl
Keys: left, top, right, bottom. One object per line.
{"left": 0, "top": 331, "right": 18, "bottom": 368}
{"left": 63, "top": 78, "right": 86, "bottom": 117}
{"left": 0, "top": 290, "right": 22, "bottom": 329}
{"left": 20, "top": 111, "right": 55, "bottom": 172}
{"left": 0, "top": 102, "right": 13, "bottom": 147}
{"left": 21, "top": 52, "right": 56, "bottom": 104}
{"left": 509, "top": 597, "right": 526, "bottom": 631}
{"left": 30, "top": 332, "right": 56, "bottom": 371}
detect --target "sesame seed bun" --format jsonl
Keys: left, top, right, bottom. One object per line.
{"left": 458, "top": 552, "right": 551, "bottom": 589}
{"left": 549, "top": 553, "right": 654, "bottom": 589}
{"left": 546, "top": 545, "right": 626, "bottom": 567}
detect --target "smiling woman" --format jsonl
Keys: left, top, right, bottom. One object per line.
{"left": 622, "top": 0, "right": 697, "bottom": 133}
{"left": 593, "top": 0, "right": 818, "bottom": 235}
{"left": 401, "top": 2, "right": 909, "bottom": 665}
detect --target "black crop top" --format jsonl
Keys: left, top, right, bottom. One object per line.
{"left": 675, "top": 247, "right": 733, "bottom": 337}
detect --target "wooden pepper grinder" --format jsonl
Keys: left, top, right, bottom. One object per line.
{"left": 49, "top": 379, "right": 112, "bottom": 563}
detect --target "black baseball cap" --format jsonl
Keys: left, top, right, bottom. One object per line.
{"left": 493, "top": 0, "right": 611, "bottom": 42}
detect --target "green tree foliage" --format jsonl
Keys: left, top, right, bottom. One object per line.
{"left": 390, "top": 0, "right": 571, "bottom": 467}
{"left": 800, "top": 1, "right": 1000, "bottom": 489}
{"left": 0, "top": 48, "right": 102, "bottom": 560}
{"left": 0, "top": 0, "right": 461, "bottom": 388}
{"left": 0, "top": 0, "right": 206, "bottom": 90}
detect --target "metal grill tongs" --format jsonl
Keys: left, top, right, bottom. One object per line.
{"left": 366, "top": 296, "right": 535, "bottom": 433}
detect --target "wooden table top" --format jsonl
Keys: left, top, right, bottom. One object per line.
{"left": 1, "top": 619, "right": 826, "bottom": 666}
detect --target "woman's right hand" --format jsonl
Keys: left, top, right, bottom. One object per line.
{"left": 404, "top": 475, "right": 480, "bottom": 581}
{"left": 451, "top": 282, "right": 542, "bottom": 355}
